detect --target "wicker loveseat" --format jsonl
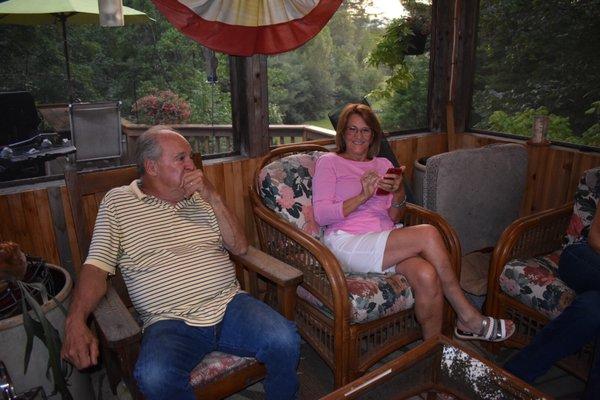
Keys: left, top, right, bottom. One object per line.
{"left": 249, "top": 144, "right": 461, "bottom": 386}
{"left": 486, "top": 166, "right": 600, "bottom": 379}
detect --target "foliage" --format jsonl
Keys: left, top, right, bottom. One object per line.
{"left": 485, "top": 107, "right": 573, "bottom": 142}
{"left": 472, "top": 0, "right": 600, "bottom": 139}
{"left": 268, "top": 1, "right": 388, "bottom": 124}
{"left": 0, "top": 0, "right": 429, "bottom": 132}
{"left": 367, "top": 1, "right": 431, "bottom": 97}
{"left": 368, "top": 18, "right": 413, "bottom": 95}
{"left": 377, "top": 55, "right": 429, "bottom": 130}
{"left": 1, "top": 242, "right": 71, "bottom": 398}
{"left": 18, "top": 280, "right": 72, "bottom": 400}
{"left": 581, "top": 101, "right": 600, "bottom": 146}
{"left": 132, "top": 90, "right": 191, "bottom": 125}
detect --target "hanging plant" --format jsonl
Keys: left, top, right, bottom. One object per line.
{"left": 368, "top": 1, "right": 431, "bottom": 97}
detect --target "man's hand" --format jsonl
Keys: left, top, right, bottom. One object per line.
{"left": 181, "top": 169, "right": 218, "bottom": 202}
{"left": 61, "top": 318, "right": 99, "bottom": 369}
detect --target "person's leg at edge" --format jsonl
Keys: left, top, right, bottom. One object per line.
{"left": 559, "top": 241, "right": 600, "bottom": 294}
{"left": 393, "top": 256, "right": 444, "bottom": 338}
{"left": 584, "top": 334, "right": 600, "bottom": 400}
{"left": 504, "top": 291, "right": 600, "bottom": 390}
{"left": 382, "top": 224, "right": 513, "bottom": 336}
{"left": 217, "top": 292, "right": 300, "bottom": 400}
{"left": 133, "top": 319, "right": 215, "bottom": 400}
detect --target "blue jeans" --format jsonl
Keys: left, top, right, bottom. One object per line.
{"left": 133, "top": 293, "right": 300, "bottom": 400}
{"left": 504, "top": 241, "right": 600, "bottom": 399}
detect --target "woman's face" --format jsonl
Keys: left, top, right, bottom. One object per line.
{"left": 342, "top": 113, "right": 373, "bottom": 161}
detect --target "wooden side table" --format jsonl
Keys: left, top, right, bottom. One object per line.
{"left": 321, "top": 335, "right": 551, "bottom": 400}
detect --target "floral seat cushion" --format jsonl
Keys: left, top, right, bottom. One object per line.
{"left": 499, "top": 250, "right": 574, "bottom": 320}
{"left": 563, "top": 167, "right": 600, "bottom": 248}
{"left": 258, "top": 151, "right": 327, "bottom": 238}
{"left": 189, "top": 351, "right": 258, "bottom": 386}
{"left": 258, "top": 152, "right": 415, "bottom": 324}
{"left": 499, "top": 167, "right": 600, "bottom": 320}
{"left": 297, "top": 273, "right": 415, "bottom": 324}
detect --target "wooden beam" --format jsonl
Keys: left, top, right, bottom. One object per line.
{"left": 229, "top": 55, "right": 270, "bottom": 158}
{"left": 428, "top": 0, "right": 479, "bottom": 135}
{"left": 428, "top": 0, "right": 452, "bottom": 133}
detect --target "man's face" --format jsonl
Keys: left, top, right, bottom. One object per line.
{"left": 151, "top": 132, "right": 196, "bottom": 189}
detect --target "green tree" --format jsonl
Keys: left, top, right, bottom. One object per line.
{"left": 473, "top": 0, "right": 600, "bottom": 136}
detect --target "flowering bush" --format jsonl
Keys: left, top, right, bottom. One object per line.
{"left": 132, "top": 90, "right": 192, "bottom": 125}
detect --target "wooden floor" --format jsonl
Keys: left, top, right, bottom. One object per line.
{"left": 228, "top": 339, "right": 587, "bottom": 400}
{"left": 91, "top": 338, "right": 586, "bottom": 400}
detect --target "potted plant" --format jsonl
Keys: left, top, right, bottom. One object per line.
{"left": 131, "top": 89, "right": 192, "bottom": 125}
{"left": 0, "top": 241, "right": 92, "bottom": 399}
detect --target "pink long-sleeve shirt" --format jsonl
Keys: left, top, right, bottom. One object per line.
{"left": 313, "top": 152, "right": 394, "bottom": 235}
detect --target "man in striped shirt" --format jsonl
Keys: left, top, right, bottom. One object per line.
{"left": 61, "top": 127, "right": 300, "bottom": 400}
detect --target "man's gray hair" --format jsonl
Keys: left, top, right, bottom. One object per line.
{"left": 135, "top": 125, "right": 179, "bottom": 174}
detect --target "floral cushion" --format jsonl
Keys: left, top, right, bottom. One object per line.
{"left": 499, "top": 250, "right": 575, "bottom": 320}
{"left": 189, "top": 351, "right": 258, "bottom": 386}
{"left": 297, "top": 273, "right": 415, "bottom": 324}
{"left": 563, "top": 167, "right": 600, "bottom": 247}
{"left": 258, "top": 151, "right": 327, "bottom": 238}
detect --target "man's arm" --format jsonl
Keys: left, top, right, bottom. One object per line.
{"left": 588, "top": 210, "right": 600, "bottom": 253}
{"left": 183, "top": 170, "right": 248, "bottom": 255}
{"left": 61, "top": 264, "right": 108, "bottom": 369}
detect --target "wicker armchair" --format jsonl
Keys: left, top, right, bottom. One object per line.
{"left": 65, "top": 164, "right": 302, "bottom": 399}
{"left": 486, "top": 167, "right": 600, "bottom": 379}
{"left": 249, "top": 144, "right": 461, "bottom": 387}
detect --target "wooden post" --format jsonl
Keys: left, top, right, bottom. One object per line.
{"left": 429, "top": 0, "right": 479, "bottom": 141}
{"left": 229, "top": 55, "right": 270, "bottom": 158}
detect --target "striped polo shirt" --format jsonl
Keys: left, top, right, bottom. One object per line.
{"left": 86, "top": 180, "right": 240, "bottom": 329}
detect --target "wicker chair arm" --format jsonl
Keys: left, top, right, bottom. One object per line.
{"left": 250, "top": 194, "right": 349, "bottom": 316}
{"left": 488, "top": 203, "right": 573, "bottom": 293}
{"left": 92, "top": 286, "right": 141, "bottom": 349}
{"left": 230, "top": 246, "right": 303, "bottom": 288}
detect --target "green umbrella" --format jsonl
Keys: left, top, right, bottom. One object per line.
{"left": 0, "top": 0, "right": 153, "bottom": 100}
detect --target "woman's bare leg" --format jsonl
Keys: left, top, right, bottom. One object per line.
{"left": 393, "top": 256, "right": 444, "bottom": 338}
{"left": 382, "top": 224, "right": 512, "bottom": 334}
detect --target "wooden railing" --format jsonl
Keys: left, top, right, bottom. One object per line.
{"left": 121, "top": 122, "right": 335, "bottom": 159}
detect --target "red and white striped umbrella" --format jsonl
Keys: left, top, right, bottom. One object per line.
{"left": 151, "top": 0, "right": 342, "bottom": 56}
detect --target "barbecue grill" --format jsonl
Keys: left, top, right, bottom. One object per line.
{"left": 0, "top": 92, "right": 75, "bottom": 181}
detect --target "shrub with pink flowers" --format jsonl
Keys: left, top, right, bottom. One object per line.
{"left": 132, "top": 90, "right": 192, "bottom": 125}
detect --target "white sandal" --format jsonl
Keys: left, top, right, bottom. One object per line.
{"left": 454, "top": 316, "right": 514, "bottom": 342}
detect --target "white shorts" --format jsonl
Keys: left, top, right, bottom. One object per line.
{"left": 323, "top": 230, "right": 393, "bottom": 274}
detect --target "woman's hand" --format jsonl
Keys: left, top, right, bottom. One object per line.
{"left": 377, "top": 166, "right": 406, "bottom": 193}
{"left": 360, "top": 170, "right": 380, "bottom": 199}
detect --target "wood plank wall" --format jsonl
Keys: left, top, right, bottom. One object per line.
{"left": 1, "top": 132, "right": 599, "bottom": 276}
{"left": 455, "top": 132, "right": 600, "bottom": 215}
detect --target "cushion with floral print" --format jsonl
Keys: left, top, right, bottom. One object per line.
{"left": 499, "top": 250, "right": 575, "bottom": 320}
{"left": 297, "top": 272, "right": 415, "bottom": 324}
{"left": 563, "top": 167, "right": 600, "bottom": 247}
{"left": 189, "top": 351, "right": 258, "bottom": 386}
{"left": 258, "top": 151, "right": 327, "bottom": 239}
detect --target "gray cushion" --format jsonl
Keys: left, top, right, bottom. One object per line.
{"left": 423, "top": 144, "right": 527, "bottom": 255}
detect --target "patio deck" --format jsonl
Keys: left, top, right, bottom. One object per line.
{"left": 90, "top": 337, "right": 585, "bottom": 399}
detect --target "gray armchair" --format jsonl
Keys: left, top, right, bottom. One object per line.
{"left": 418, "top": 144, "right": 528, "bottom": 297}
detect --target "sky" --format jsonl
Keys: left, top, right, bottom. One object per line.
{"left": 366, "top": 0, "right": 407, "bottom": 19}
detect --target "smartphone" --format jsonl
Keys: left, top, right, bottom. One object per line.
{"left": 376, "top": 167, "right": 403, "bottom": 195}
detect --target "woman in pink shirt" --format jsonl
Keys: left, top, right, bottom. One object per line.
{"left": 313, "top": 103, "right": 514, "bottom": 342}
